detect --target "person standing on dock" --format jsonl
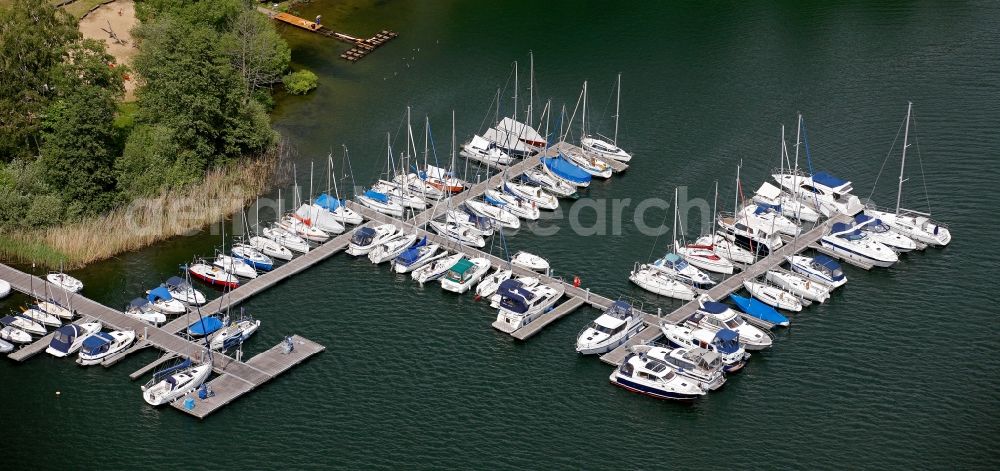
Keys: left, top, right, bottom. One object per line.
{"left": 315, "top": 15, "right": 322, "bottom": 26}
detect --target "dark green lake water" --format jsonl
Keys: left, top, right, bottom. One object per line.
{"left": 3, "top": 0, "right": 999, "bottom": 468}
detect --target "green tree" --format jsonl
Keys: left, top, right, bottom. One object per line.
{"left": 282, "top": 69, "right": 319, "bottom": 95}
{"left": 223, "top": 7, "right": 291, "bottom": 98}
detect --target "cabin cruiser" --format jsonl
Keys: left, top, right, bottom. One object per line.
{"left": 787, "top": 254, "right": 847, "bottom": 288}
{"left": 576, "top": 300, "right": 644, "bottom": 355}
{"left": 1, "top": 314, "right": 46, "bottom": 336}
{"left": 752, "top": 181, "right": 821, "bottom": 223}
{"left": 78, "top": 330, "right": 136, "bottom": 365}
{"left": 650, "top": 253, "right": 714, "bottom": 288}
{"left": 314, "top": 193, "right": 364, "bottom": 225}
{"left": 485, "top": 190, "right": 540, "bottom": 220}
{"left": 145, "top": 287, "right": 186, "bottom": 315}
{"left": 581, "top": 136, "right": 631, "bottom": 162}
{"left": 368, "top": 233, "right": 419, "bottom": 264}
{"left": 1, "top": 324, "right": 32, "bottom": 344}
{"left": 461, "top": 135, "right": 514, "bottom": 167}
{"left": 232, "top": 243, "right": 274, "bottom": 271}
{"left": 464, "top": 199, "right": 521, "bottom": 230}
{"left": 864, "top": 208, "right": 950, "bottom": 247}
{"left": 741, "top": 203, "right": 801, "bottom": 236}
{"left": 346, "top": 224, "right": 398, "bottom": 256}
{"left": 293, "top": 203, "right": 346, "bottom": 235}
{"left": 440, "top": 257, "right": 491, "bottom": 294}
{"left": 124, "top": 298, "right": 168, "bottom": 325}
{"left": 391, "top": 238, "right": 441, "bottom": 274}
{"left": 521, "top": 168, "right": 578, "bottom": 198}
{"left": 511, "top": 251, "right": 550, "bottom": 276}
{"left": 142, "top": 360, "right": 212, "bottom": 406}
{"left": 357, "top": 189, "right": 405, "bottom": 217}
{"left": 502, "top": 181, "right": 558, "bottom": 210}
{"left": 674, "top": 240, "right": 735, "bottom": 275}
{"left": 717, "top": 213, "right": 784, "bottom": 256}
{"left": 694, "top": 234, "right": 757, "bottom": 265}
{"left": 249, "top": 235, "right": 294, "bottom": 261}
{"left": 276, "top": 215, "right": 329, "bottom": 242}
{"left": 492, "top": 278, "right": 565, "bottom": 333}
{"left": 475, "top": 267, "right": 512, "bottom": 298}
{"left": 629, "top": 264, "right": 697, "bottom": 301}
{"left": 636, "top": 345, "right": 726, "bottom": 391}
{"left": 820, "top": 222, "right": 899, "bottom": 268}
{"left": 412, "top": 252, "right": 463, "bottom": 285}
{"left": 162, "top": 276, "right": 207, "bottom": 305}
{"left": 35, "top": 300, "right": 74, "bottom": 320}
{"left": 188, "top": 262, "right": 239, "bottom": 289}
{"left": 659, "top": 324, "right": 749, "bottom": 373}
{"left": 765, "top": 270, "right": 830, "bottom": 303}
{"left": 852, "top": 214, "right": 917, "bottom": 252}
{"left": 742, "top": 280, "right": 803, "bottom": 312}
{"left": 214, "top": 254, "right": 258, "bottom": 279}
{"left": 262, "top": 226, "right": 310, "bottom": 254}
{"left": 46, "top": 321, "right": 102, "bottom": 357}
{"left": 209, "top": 316, "right": 260, "bottom": 351}
{"left": 47, "top": 272, "right": 83, "bottom": 293}
{"left": 610, "top": 347, "right": 706, "bottom": 401}
{"left": 430, "top": 220, "right": 487, "bottom": 248}
{"left": 689, "top": 299, "right": 772, "bottom": 350}
{"left": 772, "top": 170, "right": 864, "bottom": 217}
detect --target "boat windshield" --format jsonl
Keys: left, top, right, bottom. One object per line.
{"left": 53, "top": 330, "right": 73, "bottom": 343}
{"left": 724, "top": 318, "right": 742, "bottom": 329}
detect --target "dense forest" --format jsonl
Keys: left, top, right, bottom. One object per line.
{"left": 0, "top": 0, "right": 291, "bottom": 231}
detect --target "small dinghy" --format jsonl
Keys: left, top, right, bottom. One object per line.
{"left": 511, "top": 251, "right": 550, "bottom": 275}
{"left": 142, "top": 359, "right": 212, "bottom": 406}
{"left": 162, "top": 276, "right": 207, "bottom": 306}
{"left": 314, "top": 193, "right": 364, "bottom": 225}
{"left": 276, "top": 215, "right": 329, "bottom": 242}
{"left": 35, "top": 300, "right": 74, "bottom": 320}
{"left": 502, "top": 181, "right": 559, "bottom": 210}
{"left": 629, "top": 264, "right": 697, "bottom": 301}
{"left": 484, "top": 190, "right": 540, "bottom": 220}
{"left": 232, "top": 243, "right": 274, "bottom": 271}
{"left": 492, "top": 278, "right": 565, "bottom": 333}
{"left": 429, "top": 220, "right": 486, "bottom": 248}
{"left": 214, "top": 254, "right": 258, "bottom": 279}
{"left": 346, "top": 224, "right": 398, "bottom": 256}
{"left": 674, "top": 241, "right": 735, "bottom": 275}
{"left": 1, "top": 325, "right": 32, "bottom": 344}
{"left": 47, "top": 272, "right": 83, "bottom": 293}
{"left": 368, "top": 233, "right": 419, "bottom": 264}
{"left": 659, "top": 324, "right": 749, "bottom": 373}
{"left": 440, "top": 257, "right": 491, "bottom": 294}
{"left": 1, "top": 314, "right": 46, "bottom": 336}
{"left": 787, "top": 255, "right": 847, "bottom": 288}
{"left": 146, "top": 287, "right": 186, "bottom": 315}
{"left": 124, "top": 298, "right": 168, "bottom": 325}
{"left": 730, "top": 292, "right": 792, "bottom": 326}
{"left": 464, "top": 199, "right": 521, "bottom": 230}
{"left": 689, "top": 299, "right": 773, "bottom": 351}
{"left": 187, "top": 316, "right": 225, "bottom": 337}
{"left": 521, "top": 168, "right": 578, "bottom": 198}
{"left": 741, "top": 281, "right": 802, "bottom": 313}
{"left": 209, "top": 315, "right": 260, "bottom": 351}
{"left": 412, "top": 252, "right": 464, "bottom": 285}
{"left": 249, "top": 235, "right": 294, "bottom": 261}
{"left": 78, "top": 330, "right": 135, "bottom": 366}
{"left": 635, "top": 345, "right": 727, "bottom": 391}
{"left": 576, "top": 300, "right": 644, "bottom": 355}
{"left": 46, "top": 321, "right": 102, "bottom": 357}
{"left": 476, "top": 267, "right": 513, "bottom": 298}
{"left": 20, "top": 307, "right": 62, "bottom": 328}
{"left": 187, "top": 262, "right": 239, "bottom": 289}
{"left": 765, "top": 270, "right": 830, "bottom": 303}
{"left": 263, "top": 226, "right": 310, "bottom": 254}
{"left": 610, "top": 347, "right": 706, "bottom": 401}
{"left": 392, "top": 240, "right": 442, "bottom": 274}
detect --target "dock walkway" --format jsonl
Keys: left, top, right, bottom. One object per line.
{"left": 257, "top": 7, "right": 397, "bottom": 62}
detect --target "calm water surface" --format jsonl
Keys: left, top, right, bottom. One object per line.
{"left": 3, "top": 1, "right": 999, "bottom": 468}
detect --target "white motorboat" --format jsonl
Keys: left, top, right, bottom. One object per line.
{"left": 209, "top": 317, "right": 260, "bottom": 351}
{"left": 249, "top": 235, "right": 294, "bottom": 261}
{"left": 566, "top": 150, "right": 612, "bottom": 178}
{"left": 581, "top": 74, "right": 632, "bottom": 162}
{"left": 674, "top": 240, "right": 735, "bottom": 275}
{"left": 358, "top": 189, "right": 405, "bottom": 217}
{"left": 650, "top": 253, "right": 715, "bottom": 288}
{"left": 741, "top": 203, "right": 801, "bottom": 237}
{"left": 77, "top": 330, "right": 135, "bottom": 366}
{"left": 392, "top": 240, "right": 442, "bottom": 274}
{"left": 124, "top": 298, "right": 167, "bottom": 325}
{"left": 521, "top": 168, "right": 578, "bottom": 198}
{"left": 276, "top": 215, "right": 329, "bottom": 242}
{"left": 629, "top": 264, "right": 697, "bottom": 301}
{"left": 445, "top": 210, "right": 495, "bottom": 237}
{"left": 142, "top": 361, "right": 212, "bottom": 406}
{"left": 263, "top": 226, "right": 310, "bottom": 254}
{"left": 511, "top": 251, "right": 550, "bottom": 275}
{"left": 35, "top": 300, "right": 74, "bottom": 320}
{"left": 502, "top": 181, "right": 559, "bottom": 210}
{"left": 461, "top": 135, "right": 514, "bottom": 168}
{"left": 371, "top": 179, "right": 428, "bottom": 210}
{"left": 820, "top": 222, "right": 899, "bottom": 268}
{"left": 188, "top": 262, "right": 239, "bottom": 289}
{"left": 853, "top": 214, "right": 917, "bottom": 252}
{"left": 659, "top": 324, "right": 749, "bottom": 373}
{"left": 368, "top": 233, "right": 419, "bottom": 264}
{"left": 46, "top": 321, "right": 102, "bottom": 357}
{"left": 412, "top": 252, "right": 463, "bottom": 285}
{"left": 485, "top": 190, "right": 540, "bottom": 220}
{"left": 787, "top": 254, "right": 848, "bottom": 288}
{"left": 20, "top": 308, "right": 62, "bottom": 327}
{"left": 0, "top": 279, "right": 9, "bottom": 299}
{"left": 314, "top": 193, "right": 364, "bottom": 225}
{"left": 492, "top": 278, "right": 565, "bottom": 333}
{"left": 145, "top": 286, "right": 186, "bottom": 315}
{"left": 394, "top": 173, "right": 446, "bottom": 201}
{"left": 772, "top": 170, "right": 864, "bottom": 217}
{"left": 694, "top": 234, "right": 757, "bottom": 265}
{"left": 346, "top": 224, "right": 398, "bottom": 256}
{"left": 635, "top": 345, "right": 726, "bottom": 391}
{"left": 610, "top": 347, "right": 706, "bottom": 401}
{"left": 294, "top": 203, "right": 346, "bottom": 235}
{"left": 0, "top": 338, "right": 11, "bottom": 354}
{"left": 717, "top": 213, "right": 784, "bottom": 256}
{"left": 576, "top": 300, "right": 644, "bottom": 355}
{"left": 743, "top": 280, "right": 803, "bottom": 312}
{"left": 214, "top": 255, "right": 258, "bottom": 279}
{"left": 464, "top": 199, "right": 521, "bottom": 230}
{"left": 232, "top": 243, "right": 274, "bottom": 271}
{"left": 429, "top": 220, "right": 486, "bottom": 248}
{"left": 47, "top": 272, "right": 83, "bottom": 293}
{"left": 765, "top": 270, "right": 831, "bottom": 303}
{"left": 1, "top": 314, "right": 46, "bottom": 336}
{"left": 440, "top": 257, "right": 491, "bottom": 294}
{"left": 753, "top": 181, "right": 821, "bottom": 223}
{"left": 475, "top": 267, "right": 512, "bottom": 298}
{"left": 689, "top": 299, "right": 772, "bottom": 351}
{"left": 1, "top": 325, "right": 32, "bottom": 344}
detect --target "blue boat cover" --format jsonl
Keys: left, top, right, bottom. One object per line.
{"left": 700, "top": 301, "right": 730, "bottom": 314}
{"left": 81, "top": 332, "right": 113, "bottom": 354}
{"left": 165, "top": 276, "right": 185, "bottom": 288}
{"left": 730, "top": 294, "right": 789, "bottom": 326}
{"left": 147, "top": 286, "right": 173, "bottom": 303}
{"left": 854, "top": 214, "right": 874, "bottom": 224}
{"left": 811, "top": 255, "right": 845, "bottom": 280}
{"left": 714, "top": 329, "right": 741, "bottom": 354}
{"left": 396, "top": 246, "right": 422, "bottom": 265}
{"left": 351, "top": 227, "right": 376, "bottom": 245}
{"left": 413, "top": 236, "right": 427, "bottom": 249}
{"left": 754, "top": 202, "right": 781, "bottom": 214}
{"left": 830, "top": 222, "right": 851, "bottom": 233}
{"left": 610, "top": 300, "right": 631, "bottom": 313}
{"left": 812, "top": 171, "right": 848, "bottom": 188}
{"left": 188, "top": 317, "right": 224, "bottom": 336}
{"left": 49, "top": 324, "right": 79, "bottom": 352}
{"left": 315, "top": 193, "right": 343, "bottom": 211}
{"left": 153, "top": 358, "right": 193, "bottom": 382}
{"left": 363, "top": 190, "right": 390, "bottom": 204}
{"left": 484, "top": 194, "right": 507, "bottom": 206}
{"left": 543, "top": 155, "right": 592, "bottom": 184}
{"left": 128, "top": 298, "right": 149, "bottom": 309}
{"left": 497, "top": 279, "right": 536, "bottom": 314}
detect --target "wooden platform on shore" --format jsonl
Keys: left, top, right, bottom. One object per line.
{"left": 257, "top": 7, "right": 397, "bottom": 62}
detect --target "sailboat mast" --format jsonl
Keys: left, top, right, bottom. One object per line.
{"left": 528, "top": 51, "right": 534, "bottom": 129}
{"left": 897, "top": 102, "right": 912, "bottom": 215}
{"left": 582, "top": 80, "right": 588, "bottom": 137}
{"left": 309, "top": 161, "right": 314, "bottom": 205}
{"left": 544, "top": 99, "right": 551, "bottom": 148}
{"left": 424, "top": 116, "right": 430, "bottom": 170}
{"left": 672, "top": 187, "right": 678, "bottom": 244}
{"left": 333, "top": 147, "right": 343, "bottom": 200}
{"left": 712, "top": 180, "right": 719, "bottom": 239}
{"left": 793, "top": 114, "right": 802, "bottom": 178}
{"left": 733, "top": 164, "right": 741, "bottom": 219}
{"left": 513, "top": 61, "right": 518, "bottom": 123}
{"left": 780, "top": 124, "right": 786, "bottom": 176}
{"left": 614, "top": 73, "right": 621, "bottom": 145}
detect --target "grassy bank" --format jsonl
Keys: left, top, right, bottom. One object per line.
{"left": 0, "top": 147, "right": 280, "bottom": 269}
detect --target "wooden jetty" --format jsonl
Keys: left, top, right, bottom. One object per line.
{"left": 257, "top": 7, "right": 398, "bottom": 62}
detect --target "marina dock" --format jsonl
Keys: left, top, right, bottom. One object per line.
{"left": 257, "top": 7, "right": 397, "bottom": 62}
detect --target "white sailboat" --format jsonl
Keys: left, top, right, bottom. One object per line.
{"left": 485, "top": 190, "right": 540, "bottom": 220}
{"left": 142, "top": 360, "right": 212, "bottom": 406}
{"left": 475, "top": 267, "right": 512, "bottom": 298}
{"left": 464, "top": 199, "right": 521, "bottom": 230}
{"left": 368, "top": 233, "right": 418, "bottom": 264}
{"left": 392, "top": 239, "right": 442, "bottom": 274}
{"left": 213, "top": 254, "right": 258, "bottom": 279}
{"left": 629, "top": 263, "right": 697, "bottom": 301}
{"left": 502, "top": 181, "right": 558, "bottom": 210}
{"left": 412, "top": 252, "right": 464, "bottom": 285}
{"left": 429, "top": 220, "right": 486, "bottom": 248}
{"left": 765, "top": 270, "right": 831, "bottom": 303}
{"left": 521, "top": 168, "right": 578, "bottom": 198}
{"left": 742, "top": 280, "right": 803, "bottom": 312}
{"left": 263, "top": 226, "right": 310, "bottom": 254}
{"left": 581, "top": 73, "right": 632, "bottom": 162}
